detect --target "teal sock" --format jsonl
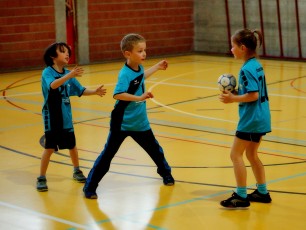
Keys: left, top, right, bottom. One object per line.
{"left": 236, "top": 187, "right": 247, "bottom": 198}
{"left": 38, "top": 175, "right": 46, "bottom": 180}
{"left": 257, "top": 183, "right": 268, "bottom": 194}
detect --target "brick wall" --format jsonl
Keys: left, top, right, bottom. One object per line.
{"left": 0, "top": 0, "right": 194, "bottom": 72}
{"left": 87, "top": 0, "right": 194, "bottom": 62}
{"left": 0, "top": 0, "right": 56, "bottom": 72}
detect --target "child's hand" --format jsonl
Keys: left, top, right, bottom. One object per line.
{"left": 157, "top": 60, "right": 168, "bottom": 70}
{"left": 144, "top": 60, "right": 168, "bottom": 79}
{"left": 219, "top": 91, "right": 233, "bottom": 103}
{"left": 96, "top": 85, "right": 107, "bottom": 97}
{"left": 141, "top": 91, "right": 154, "bottom": 100}
{"left": 70, "top": 66, "right": 84, "bottom": 77}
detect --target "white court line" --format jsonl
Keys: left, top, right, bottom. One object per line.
{"left": 148, "top": 70, "right": 236, "bottom": 123}
{"left": 269, "top": 93, "right": 306, "bottom": 99}
{"left": 1, "top": 80, "right": 306, "bottom": 100}
{"left": 2, "top": 75, "right": 306, "bottom": 131}
{"left": 0, "top": 83, "right": 116, "bottom": 99}
{"left": 147, "top": 80, "right": 216, "bottom": 90}
{"left": 148, "top": 81, "right": 306, "bottom": 99}
{"left": 0, "top": 201, "right": 88, "bottom": 229}
{"left": 150, "top": 97, "right": 236, "bottom": 123}
{"left": 148, "top": 71, "right": 306, "bottom": 125}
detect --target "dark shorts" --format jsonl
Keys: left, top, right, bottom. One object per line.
{"left": 235, "top": 131, "right": 266, "bottom": 143}
{"left": 44, "top": 130, "right": 76, "bottom": 151}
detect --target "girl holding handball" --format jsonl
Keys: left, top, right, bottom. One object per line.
{"left": 219, "top": 29, "right": 272, "bottom": 208}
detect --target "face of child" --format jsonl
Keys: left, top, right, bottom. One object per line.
{"left": 231, "top": 41, "right": 244, "bottom": 60}
{"left": 127, "top": 42, "right": 146, "bottom": 65}
{"left": 53, "top": 46, "right": 70, "bottom": 66}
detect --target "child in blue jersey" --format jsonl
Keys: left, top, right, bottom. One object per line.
{"left": 37, "top": 42, "right": 106, "bottom": 192}
{"left": 83, "top": 33, "right": 174, "bottom": 199}
{"left": 219, "top": 29, "right": 272, "bottom": 208}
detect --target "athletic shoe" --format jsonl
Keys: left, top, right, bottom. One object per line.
{"left": 36, "top": 177, "right": 48, "bottom": 192}
{"left": 220, "top": 192, "right": 250, "bottom": 208}
{"left": 163, "top": 174, "right": 175, "bottom": 186}
{"left": 73, "top": 169, "right": 86, "bottom": 183}
{"left": 83, "top": 188, "right": 98, "bottom": 199}
{"left": 247, "top": 189, "right": 272, "bottom": 203}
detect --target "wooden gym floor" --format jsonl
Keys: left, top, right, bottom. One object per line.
{"left": 0, "top": 55, "right": 305, "bottom": 229}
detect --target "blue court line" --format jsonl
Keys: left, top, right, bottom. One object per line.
{"left": 265, "top": 171, "right": 306, "bottom": 185}
{"left": 68, "top": 171, "right": 306, "bottom": 230}
{"left": 1, "top": 145, "right": 305, "bottom": 230}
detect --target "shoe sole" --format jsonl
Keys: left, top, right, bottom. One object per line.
{"left": 220, "top": 206, "right": 249, "bottom": 210}
{"left": 85, "top": 196, "right": 98, "bottom": 199}
{"left": 84, "top": 194, "right": 98, "bottom": 199}
{"left": 37, "top": 188, "right": 48, "bottom": 192}
{"left": 248, "top": 199, "right": 272, "bottom": 203}
{"left": 248, "top": 195, "right": 272, "bottom": 203}
{"left": 73, "top": 178, "right": 86, "bottom": 183}
{"left": 220, "top": 202, "right": 250, "bottom": 209}
{"left": 164, "top": 182, "right": 174, "bottom": 186}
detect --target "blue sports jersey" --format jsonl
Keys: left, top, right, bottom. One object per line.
{"left": 41, "top": 66, "right": 85, "bottom": 132}
{"left": 237, "top": 57, "right": 271, "bottom": 133}
{"left": 111, "top": 63, "right": 150, "bottom": 131}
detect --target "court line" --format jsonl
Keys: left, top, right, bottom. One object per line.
{"left": 2, "top": 59, "right": 305, "bottom": 218}
{"left": 269, "top": 93, "right": 306, "bottom": 99}
{"left": 0, "top": 83, "right": 115, "bottom": 99}
{"left": 147, "top": 80, "right": 217, "bottom": 90}
{"left": 0, "top": 91, "right": 41, "bottom": 98}
{"left": 69, "top": 171, "right": 306, "bottom": 230}
{"left": 78, "top": 110, "right": 306, "bottom": 138}
{"left": 2, "top": 75, "right": 306, "bottom": 135}
{"left": 147, "top": 81, "right": 306, "bottom": 100}
{"left": 2, "top": 144, "right": 305, "bottom": 188}
{"left": 2, "top": 67, "right": 306, "bottom": 228}
{"left": 149, "top": 74, "right": 236, "bottom": 122}
{"left": 150, "top": 97, "right": 236, "bottom": 123}
{"left": 2, "top": 79, "right": 306, "bottom": 99}
{"left": 4, "top": 138, "right": 305, "bottom": 170}
{"left": 0, "top": 201, "right": 88, "bottom": 229}
{"left": 147, "top": 72, "right": 306, "bottom": 124}
{"left": 1, "top": 144, "right": 305, "bottom": 229}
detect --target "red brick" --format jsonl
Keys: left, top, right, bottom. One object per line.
{"left": 1, "top": 0, "right": 194, "bottom": 71}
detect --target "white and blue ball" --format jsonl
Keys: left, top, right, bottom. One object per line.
{"left": 217, "top": 74, "right": 237, "bottom": 92}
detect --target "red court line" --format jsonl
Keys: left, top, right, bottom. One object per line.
{"left": 81, "top": 122, "right": 306, "bottom": 161}
{"left": 3, "top": 74, "right": 306, "bottom": 162}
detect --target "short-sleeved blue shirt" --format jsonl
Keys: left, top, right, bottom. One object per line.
{"left": 41, "top": 66, "right": 85, "bottom": 132}
{"left": 237, "top": 57, "right": 271, "bottom": 133}
{"left": 111, "top": 63, "right": 150, "bottom": 131}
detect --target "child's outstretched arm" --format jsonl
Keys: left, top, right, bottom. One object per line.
{"left": 144, "top": 60, "right": 168, "bottom": 79}
{"left": 83, "top": 85, "right": 107, "bottom": 97}
{"left": 50, "top": 66, "right": 84, "bottom": 89}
